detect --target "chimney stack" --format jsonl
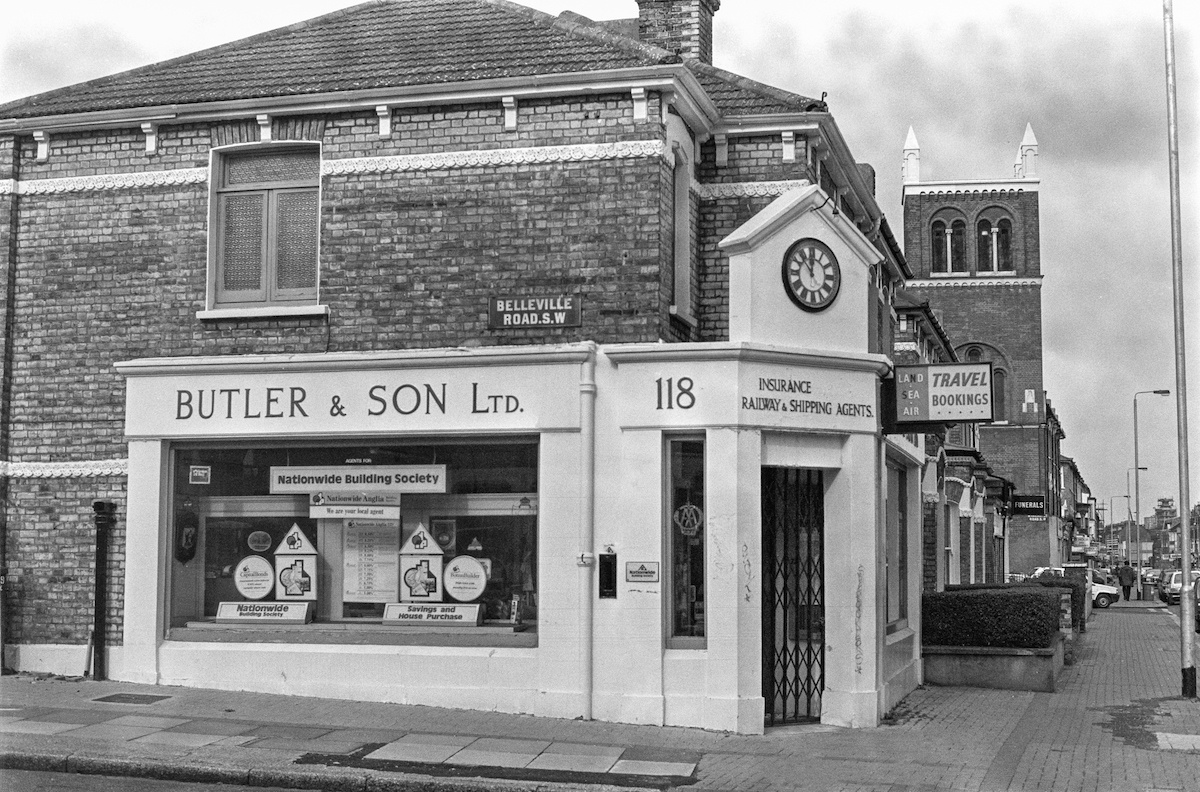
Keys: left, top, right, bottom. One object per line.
{"left": 636, "top": 0, "right": 721, "bottom": 64}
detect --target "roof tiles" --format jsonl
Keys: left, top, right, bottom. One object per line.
{"left": 0, "top": 0, "right": 823, "bottom": 121}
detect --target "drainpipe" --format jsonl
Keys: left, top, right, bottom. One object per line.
{"left": 577, "top": 343, "right": 597, "bottom": 719}
{"left": 91, "top": 500, "right": 116, "bottom": 680}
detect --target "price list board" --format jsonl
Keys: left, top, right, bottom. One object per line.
{"left": 343, "top": 521, "right": 400, "bottom": 602}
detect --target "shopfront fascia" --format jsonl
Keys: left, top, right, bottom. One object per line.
{"left": 116, "top": 340, "right": 917, "bottom": 733}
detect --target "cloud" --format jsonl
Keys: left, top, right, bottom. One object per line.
{"left": 1, "top": 26, "right": 153, "bottom": 103}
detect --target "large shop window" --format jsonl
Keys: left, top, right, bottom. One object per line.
{"left": 169, "top": 439, "right": 538, "bottom": 646}
{"left": 211, "top": 145, "right": 320, "bottom": 309}
{"left": 667, "top": 437, "right": 705, "bottom": 648}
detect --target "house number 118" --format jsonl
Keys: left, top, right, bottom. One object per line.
{"left": 655, "top": 377, "right": 695, "bottom": 410}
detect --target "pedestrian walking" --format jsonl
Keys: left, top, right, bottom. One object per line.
{"left": 1116, "top": 561, "right": 1137, "bottom": 601}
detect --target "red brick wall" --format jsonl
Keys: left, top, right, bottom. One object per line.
{"left": 3, "top": 94, "right": 694, "bottom": 647}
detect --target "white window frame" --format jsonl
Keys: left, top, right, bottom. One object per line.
{"left": 669, "top": 143, "right": 696, "bottom": 325}
{"left": 199, "top": 142, "right": 328, "bottom": 320}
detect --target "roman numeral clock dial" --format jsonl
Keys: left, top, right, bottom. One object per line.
{"left": 782, "top": 238, "right": 841, "bottom": 312}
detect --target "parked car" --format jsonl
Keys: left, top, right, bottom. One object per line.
{"left": 1092, "top": 581, "right": 1121, "bottom": 609}
{"left": 1143, "top": 568, "right": 1162, "bottom": 585}
{"left": 1091, "top": 573, "right": 1121, "bottom": 609}
{"left": 1157, "top": 570, "right": 1200, "bottom": 606}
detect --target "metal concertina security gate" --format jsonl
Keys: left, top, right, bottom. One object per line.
{"left": 761, "top": 467, "right": 825, "bottom": 725}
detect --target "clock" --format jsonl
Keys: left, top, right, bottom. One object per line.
{"left": 782, "top": 238, "right": 841, "bottom": 312}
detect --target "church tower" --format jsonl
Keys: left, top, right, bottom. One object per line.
{"left": 901, "top": 125, "right": 1066, "bottom": 574}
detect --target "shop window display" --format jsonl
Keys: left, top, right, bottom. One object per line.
{"left": 169, "top": 439, "right": 538, "bottom": 634}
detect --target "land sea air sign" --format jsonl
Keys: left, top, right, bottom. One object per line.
{"left": 893, "top": 363, "right": 994, "bottom": 424}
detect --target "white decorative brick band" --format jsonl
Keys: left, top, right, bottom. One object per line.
{"left": 321, "top": 140, "right": 665, "bottom": 175}
{"left": 893, "top": 341, "right": 918, "bottom": 352}
{"left": 906, "top": 277, "right": 1042, "bottom": 288}
{"left": 17, "top": 168, "right": 207, "bottom": 195}
{"left": 696, "top": 180, "right": 808, "bottom": 199}
{"left": 2, "top": 459, "right": 129, "bottom": 478}
{"left": 11, "top": 142, "right": 669, "bottom": 194}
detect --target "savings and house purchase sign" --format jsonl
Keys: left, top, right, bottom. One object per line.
{"left": 891, "top": 363, "right": 994, "bottom": 425}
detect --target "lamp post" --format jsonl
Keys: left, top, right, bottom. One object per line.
{"left": 1110, "top": 494, "right": 1130, "bottom": 566}
{"left": 1134, "top": 389, "right": 1170, "bottom": 597}
{"left": 1125, "top": 470, "right": 1144, "bottom": 564}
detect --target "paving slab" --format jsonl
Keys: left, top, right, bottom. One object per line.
{"left": 443, "top": 748, "right": 537, "bottom": 768}
{"left": 466, "top": 737, "right": 551, "bottom": 754}
{"left": 525, "top": 751, "right": 620, "bottom": 773}
{"left": 104, "top": 715, "right": 190, "bottom": 729}
{"left": 248, "top": 737, "right": 364, "bottom": 754}
{"left": 24, "top": 710, "right": 116, "bottom": 725}
{"left": 163, "top": 719, "right": 256, "bottom": 736}
{"left": 0, "top": 720, "right": 83, "bottom": 735}
{"left": 542, "top": 741, "right": 625, "bottom": 757}
{"left": 244, "top": 724, "right": 333, "bottom": 740}
{"left": 609, "top": 758, "right": 696, "bottom": 776}
{"left": 364, "top": 742, "right": 464, "bottom": 763}
{"left": 60, "top": 723, "right": 162, "bottom": 741}
{"left": 133, "top": 730, "right": 227, "bottom": 748}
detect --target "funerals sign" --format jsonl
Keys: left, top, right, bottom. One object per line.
{"left": 893, "top": 363, "right": 994, "bottom": 424}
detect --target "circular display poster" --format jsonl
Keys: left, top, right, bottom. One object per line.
{"left": 247, "top": 531, "right": 272, "bottom": 552}
{"left": 443, "top": 555, "right": 488, "bottom": 602}
{"left": 233, "top": 555, "right": 274, "bottom": 600}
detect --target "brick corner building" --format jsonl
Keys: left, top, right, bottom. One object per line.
{"left": 0, "top": 0, "right": 923, "bottom": 733}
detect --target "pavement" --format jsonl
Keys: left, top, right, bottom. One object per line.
{"left": 1, "top": 598, "right": 1197, "bottom": 792}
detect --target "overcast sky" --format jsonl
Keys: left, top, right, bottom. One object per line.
{"left": 1, "top": 0, "right": 1197, "bottom": 520}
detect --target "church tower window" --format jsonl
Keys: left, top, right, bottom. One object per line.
{"left": 931, "top": 221, "right": 947, "bottom": 273}
{"left": 950, "top": 220, "right": 967, "bottom": 272}
{"left": 977, "top": 219, "right": 994, "bottom": 272}
{"left": 997, "top": 219, "right": 1013, "bottom": 271}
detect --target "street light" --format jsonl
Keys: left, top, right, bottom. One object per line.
{"left": 1125, "top": 469, "right": 1144, "bottom": 564}
{"left": 1109, "top": 495, "right": 1130, "bottom": 565}
{"left": 1134, "top": 389, "right": 1170, "bottom": 596}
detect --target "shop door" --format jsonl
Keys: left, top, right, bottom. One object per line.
{"left": 761, "top": 467, "right": 825, "bottom": 725}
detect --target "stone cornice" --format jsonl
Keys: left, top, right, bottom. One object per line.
{"left": 321, "top": 140, "right": 665, "bottom": 176}
{"left": 906, "top": 277, "right": 1042, "bottom": 288}
{"left": 695, "top": 179, "right": 807, "bottom": 199}
{"left": 902, "top": 178, "right": 1039, "bottom": 199}
{"left": 2, "top": 459, "right": 129, "bottom": 478}
{"left": 0, "top": 179, "right": 13, "bottom": 196}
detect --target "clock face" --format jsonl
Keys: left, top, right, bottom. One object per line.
{"left": 783, "top": 238, "right": 841, "bottom": 312}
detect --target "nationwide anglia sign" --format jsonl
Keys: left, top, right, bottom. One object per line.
{"left": 889, "top": 362, "right": 994, "bottom": 426}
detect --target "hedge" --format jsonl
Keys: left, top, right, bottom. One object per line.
{"left": 923, "top": 588, "right": 1061, "bottom": 648}
{"left": 947, "top": 574, "right": 1086, "bottom": 632}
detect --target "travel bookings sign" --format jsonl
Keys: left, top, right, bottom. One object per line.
{"left": 892, "top": 363, "right": 994, "bottom": 424}
{"left": 488, "top": 294, "right": 581, "bottom": 328}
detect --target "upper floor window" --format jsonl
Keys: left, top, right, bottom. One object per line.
{"left": 977, "top": 220, "right": 994, "bottom": 272}
{"left": 211, "top": 145, "right": 320, "bottom": 309}
{"left": 976, "top": 215, "right": 1014, "bottom": 273}
{"left": 933, "top": 211, "right": 1013, "bottom": 277}
{"left": 932, "top": 217, "right": 967, "bottom": 274}
{"left": 949, "top": 220, "right": 967, "bottom": 272}
{"left": 670, "top": 143, "right": 694, "bottom": 322}
{"left": 931, "top": 221, "right": 947, "bottom": 273}
{"left": 996, "top": 219, "right": 1013, "bottom": 271}
{"left": 993, "top": 369, "right": 1007, "bottom": 421}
